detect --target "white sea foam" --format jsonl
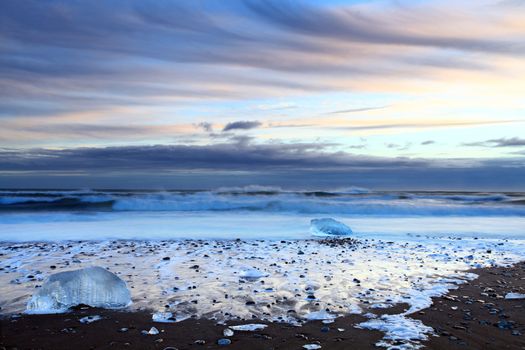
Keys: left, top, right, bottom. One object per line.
{"left": 359, "top": 314, "right": 434, "bottom": 349}
{"left": 1, "top": 189, "right": 524, "bottom": 216}
{"left": 1, "top": 236, "right": 524, "bottom": 349}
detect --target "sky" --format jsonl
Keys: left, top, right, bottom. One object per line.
{"left": 0, "top": 0, "right": 524, "bottom": 190}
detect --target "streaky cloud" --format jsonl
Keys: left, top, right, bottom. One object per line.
{"left": 463, "top": 137, "right": 525, "bottom": 147}
{"left": 326, "top": 106, "right": 387, "bottom": 115}
{"left": 335, "top": 120, "right": 521, "bottom": 131}
{"left": 1, "top": 0, "right": 524, "bottom": 119}
{"left": 223, "top": 121, "right": 262, "bottom": 132}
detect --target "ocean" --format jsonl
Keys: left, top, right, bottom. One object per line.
{"left": 0, "top": 187, "right": 524, "bottom": 241}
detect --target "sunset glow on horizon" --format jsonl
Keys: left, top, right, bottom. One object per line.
{"left": 1, "top": 0, "right": 524, "bottom": 189}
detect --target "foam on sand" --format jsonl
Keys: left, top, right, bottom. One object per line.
{"left": 1, "top": 235, "right": 524, "bottom": 349}
{"left": 358, "top": 314, "right": 434, "bottom": 349}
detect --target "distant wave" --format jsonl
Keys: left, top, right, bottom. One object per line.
{"left": 0, "top": 189, "right": 524, "bottom": 216}
{"left": 0, "top": 197, "right": 114, "bottom": 211}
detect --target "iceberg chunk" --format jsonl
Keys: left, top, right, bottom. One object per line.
{"left": 505, "top": 292, "right": 525, "bottom": 300}
{"left": 27, "top": 266, "right": 131, "bottom": 313}
{"left": 239, "top": 267, "right": 268, "bottom": 280}
{"left": 305, "top": 310, "right": 336, "bottom": 321}
{"left": 303, "top": 345, "right": 322, "bottom": 350}
{"left": 152, "top": 311, "right": 190, "bottom": 323}
{"left": 79, "top": 315, "right": 103, "bottom": 324}
{"left": 229, "top": 324, "right": 267, "bottom": 331}
{"left": 143, "top": 327, "right": 159, "bottom": 335}
{"left": 310, "top": 218, "right": 353, "bottom": 236}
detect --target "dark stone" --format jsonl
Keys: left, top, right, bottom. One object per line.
{"left": 217, "top": 338, "right": 231, "bottom": 346}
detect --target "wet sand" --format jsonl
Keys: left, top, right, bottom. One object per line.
{"left": 2, "top": 263, "right": 525, "bottom": 349}
{"left": 414, "top": 262, "right": 525, "bottom": 349}
{"left": 0, "top": 307, "right": 389, "bottom": 350}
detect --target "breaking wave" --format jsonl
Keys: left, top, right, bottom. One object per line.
{"left": 0, "top": 188, "right": 524, "bottom": 216}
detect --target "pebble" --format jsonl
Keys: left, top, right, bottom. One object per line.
{"left": 496, "top": 320, "right": 514, "bottom": 330}
{"left": 217, "top": 338, "right": 232, "bottom": 346}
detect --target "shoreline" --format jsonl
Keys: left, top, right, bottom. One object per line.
{"left": 2, "top": 263, "right": 525, "bottom": 349}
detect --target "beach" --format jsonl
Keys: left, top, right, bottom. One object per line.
{"left": 2, "top": 262, "right": 524, "bottom": 349}
{"left": 1, "top": 190, "right": 525, "bottom": 349}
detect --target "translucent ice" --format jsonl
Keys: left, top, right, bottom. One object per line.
{"left": 27, "top": 266, "right": 131, "bottom": 313}
{"left": 505, "top": 292, "right": 525, "bottom": 300}
{"left": 152, "top": 311, "right": 190, "bottom": 323}
{"left": 79, "top": 315, "right": 103, "bottom": 324}
{"left": 310, "top": 218, "right": 352, "bottom": 236}
{"left": 144, "top": 326, "right": 159, "bottom": 335}
{"left": 303, "top": 345, "right": 322, "bottom": 350}
{"left": 305, "top": 310, "right": 336, "bottom": 321}
{"left": 229, "top": 324, "right": 267, "bottom": 331}
{"left": 239, "top": 267, "right": 268, "bottom": 280}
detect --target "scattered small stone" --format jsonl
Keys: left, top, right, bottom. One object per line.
{"left": 496, "top": 320, "right": 514, "bottom": 330}
{"left": 217, "top": 338, "right": 231, "bottom": 346}
{"left": 303, "top": 344, "right": 322, "bottom": 350}
{"left": 60, "top": 327, "right": 77, "bottom": 334}
{"left": 79, "top": 315, "right": 102, "bottom": 324}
